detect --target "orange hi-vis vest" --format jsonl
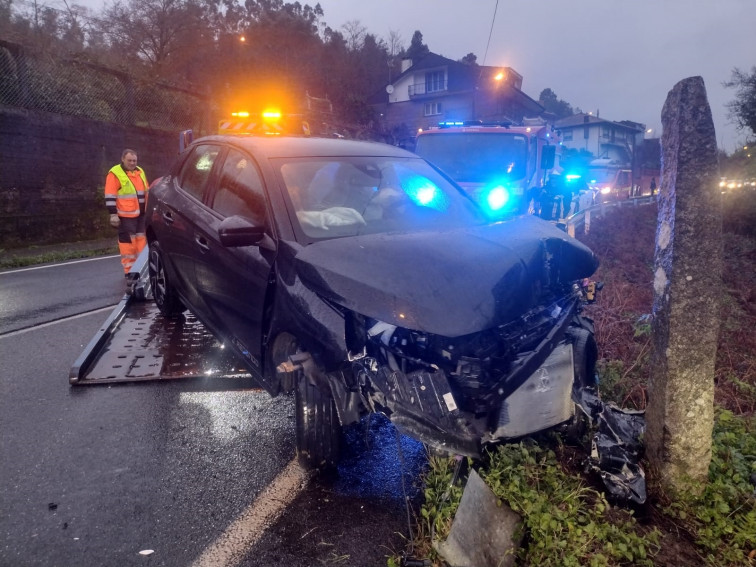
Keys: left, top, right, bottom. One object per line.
{"left": 106, "top": 165, "right": 148, "bottom": 218}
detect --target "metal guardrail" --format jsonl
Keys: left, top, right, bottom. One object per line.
{"left": 565, "top": 195, "right": 657, "bottom": 238}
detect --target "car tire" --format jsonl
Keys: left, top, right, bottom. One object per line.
{"left": 570, "top": 327, "right": 598, "bottom": 390}
{"left": 268, "top": 333, "right": 300, "bottom": 394}
{"left": 148, "top": 241, "right": 185, "bottom": 317}
{"left": 294, "top": 375, "right": 341, "bottom": 470}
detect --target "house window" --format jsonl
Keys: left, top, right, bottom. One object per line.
{"left": 424, "top": 102, "right": 442, "bottom": 116}
{"left": 425, "top": 71, "right": 445, "bottom": 93}
{"left": 615, "top": 130, "right": 626, "bottom": 140}
{"left": 601, "top": 126, "right": 611, "bottom": 139}
{"left": 562, "top": 130, "right": 573, "bottom": 142}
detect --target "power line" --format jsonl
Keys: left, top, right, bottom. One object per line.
{"left": 482, "top": 0, "right": 499, "bottom": 66}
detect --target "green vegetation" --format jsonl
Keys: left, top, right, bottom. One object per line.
{"left": 406, "top": 411, "right": 754, "bottom": 567}
{"left": 662, "top": 410, "right": 756, "bottom": 566}
{"left": 0, "top": 244, "right": 117, "bottom": 270}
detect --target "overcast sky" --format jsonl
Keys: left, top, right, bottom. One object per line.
{"left": 315, "top": 0, "right": 754, "bottom": 153}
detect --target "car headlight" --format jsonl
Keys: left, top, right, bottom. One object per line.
{"left": 600, "top": 187, "right": 611, "bottom": 195}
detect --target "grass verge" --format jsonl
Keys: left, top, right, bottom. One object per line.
{"left": 0, "top": 245, "right": 118, "bottom": 270}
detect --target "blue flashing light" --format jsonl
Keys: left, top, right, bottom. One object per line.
{"left": 565, "top": 174, "right": 582, "bottom": 182}
{"left": 486, "top": 186, "right": 510, "bottom": 210}
{"left": 439, "top": 121, "right": 464, "bottom": 127}
{"left": 403, "top": 175, "right": 447, "bottom": 210}
{"left": 478, "top": 182, "right": 513, "bottom": 218}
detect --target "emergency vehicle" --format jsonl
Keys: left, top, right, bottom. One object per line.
{"left": 585, "top": 159, "right": 632, "bottom": 203}
{"left": 216, "top": 92, "right": 344, "bottom": 138}
{"left": 413, "top": 119, "right": 560, "bottom": 216}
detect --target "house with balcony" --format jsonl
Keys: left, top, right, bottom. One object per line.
{"left": 370, "top": 52, "right": 544, "bottom": 146}
{"left": 554, "top": 113, "right": 645, "bottom": 167}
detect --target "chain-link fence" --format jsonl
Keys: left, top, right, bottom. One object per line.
{"left": 0, "top": 39, "right": 215, "bottom": 135}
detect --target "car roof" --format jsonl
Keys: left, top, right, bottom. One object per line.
{"left": 193, "top": 135, "right": 416, "bottom": 160}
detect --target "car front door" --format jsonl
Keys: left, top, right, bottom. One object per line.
{"left": 159, "top": 143, "right": 223, "bottom": 313}
{"left": 191, "top": 147, "right": 277, "bottom": 392}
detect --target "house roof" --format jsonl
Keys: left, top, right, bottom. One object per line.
{"left": 555, "top": 113, "right": 644, "bottom": 132}
{"left": 371, "top": 52, "right": 543, "bottom": 114}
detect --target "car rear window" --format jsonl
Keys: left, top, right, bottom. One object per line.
{"left": 178, "top": 144, "right": 221, "bottom": 201}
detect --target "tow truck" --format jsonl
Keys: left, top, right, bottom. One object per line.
{"left": 69, "top": 246, "right": 252, "bottom": 384}
{"left": 413, "top": 118, "right": 561, "bottom": 216}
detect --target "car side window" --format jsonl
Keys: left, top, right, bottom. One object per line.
{"left": 212, "top": 149, "right": 267, "bottom": 225}
{"left": 178, "top": 144, "right": 220, "bottom": 202}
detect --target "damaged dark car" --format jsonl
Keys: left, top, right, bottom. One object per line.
{"left": 145, "top": 136, "right": 599, "bottom": 468}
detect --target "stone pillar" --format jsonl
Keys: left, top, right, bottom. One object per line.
{"left": 645, "top": 77, "right": 722, "bottom": 492}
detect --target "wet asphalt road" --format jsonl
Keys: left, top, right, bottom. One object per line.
{"left": 0, "top": 257, "right": 427, "bottom": 567}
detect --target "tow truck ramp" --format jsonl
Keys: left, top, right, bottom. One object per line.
{"left": 70, "top": 247, "right": 251, "bottom": 385}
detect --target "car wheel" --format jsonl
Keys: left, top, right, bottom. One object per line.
{"left": 148, "top": 241, "right": 185, "bottom": 317}
{"left": 268, "top": 333, "right": 300, "bottom": 394}
{"left": 294, "top": 375, "right": 341, "bottom": 470}
{"left": 570, "top": 327, "right": 598, "bottom": 391}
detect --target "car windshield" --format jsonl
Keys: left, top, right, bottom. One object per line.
{"left": 414, "top": 132, "right": 529, "bottom": 183}
{"left": 275, "top": 156, "right": 487, "bottom": 240}
{"left": 587, "top": 169, "right": 617, "bottom": 184}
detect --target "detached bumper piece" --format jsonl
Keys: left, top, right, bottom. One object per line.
{"left": 579, "top": 391, "right": 647, "bottom": 505}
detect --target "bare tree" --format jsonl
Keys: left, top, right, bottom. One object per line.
{"left": 386, "top": 29, "right": 403, "bottom": 58}
{"left": 99, "top": 0, "right": 207, "bottom": 75}
{"left": 341, "top": 19, "right": 366, "bottom": 51}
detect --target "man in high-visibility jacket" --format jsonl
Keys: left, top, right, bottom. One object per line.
{"left": 104, "top": 149, "right": 149, "bottom": 281}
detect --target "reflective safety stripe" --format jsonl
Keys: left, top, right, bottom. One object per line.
{"left": 218, "top": 121, "right": 285, "bottom": 135}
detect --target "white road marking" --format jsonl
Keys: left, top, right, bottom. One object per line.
{"left": 0, "top": 255, "right": 120, "bottom": 274}
{"left": 0, "top": 305, "right": 117, "bottom": 338}
{"left": 191, "top": 457, "right": 310, "bottom": 567}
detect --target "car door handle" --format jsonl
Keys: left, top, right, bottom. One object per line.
{"left": 195, "top": 235, "right": 210, "bottom": 253}
{"left": 162, "top": 210, "right": 174, "bottom": 224}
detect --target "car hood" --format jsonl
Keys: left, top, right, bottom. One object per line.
{"left": 294, "top": 216, "right": 598, "bottom": 337}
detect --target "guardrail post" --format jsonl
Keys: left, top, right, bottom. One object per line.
{"left": 584, "top": 210, "right": 591, "bottom": 234}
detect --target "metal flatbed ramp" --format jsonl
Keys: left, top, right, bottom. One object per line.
{"left": 70, "top": 248, "right": 251, "bottom": 385}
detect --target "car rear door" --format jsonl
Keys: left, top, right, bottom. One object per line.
{"left": 191, "top": 146, "right": 278, "bottom": 392}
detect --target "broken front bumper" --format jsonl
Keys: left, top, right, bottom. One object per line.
{"left": 361, "top": 339, "right": 578, "bottom": 457}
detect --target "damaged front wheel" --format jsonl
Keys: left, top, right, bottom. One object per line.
{"left": 294, "top": 375, "right": 342, "bottom": 470}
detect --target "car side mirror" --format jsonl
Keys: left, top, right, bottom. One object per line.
{"left": 218, "top": 215, "right": 266, "bottom": 247}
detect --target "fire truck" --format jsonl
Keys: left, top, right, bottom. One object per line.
{"left": 413, "top": 118, "right": 561, "bottom": 216}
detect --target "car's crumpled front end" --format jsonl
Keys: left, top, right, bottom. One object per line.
{"left": 343, "top": 291, "right": 592, "bottom": 456}
{"left": 289, "top": 216, "right": 599, "bottom": 457}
